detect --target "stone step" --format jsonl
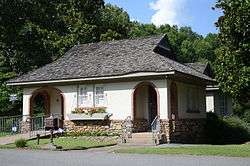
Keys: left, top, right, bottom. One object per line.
{"left": 124, "top": 132, "right": 155, "bottom": 145}
{"left": 132, "top": 132, "right": 153, "bottom": 138}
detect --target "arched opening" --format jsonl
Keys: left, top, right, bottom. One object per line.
{"left": 133, "top": 82, "right": 159, "bottom": 132}
{"left": 170, "top": 82, "right": 178, "bottom": 120}
{"left": 31, "top": 92, "right": 50, "bottom": 117}
{"left": 30, "top": 87, "right": 64, "bottom": 128}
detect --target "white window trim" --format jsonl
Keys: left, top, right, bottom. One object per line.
{"left": 78, "top": 86, "right": 88, "bottom": 107}
{"left": 94, "top": 84, "right": 106, "bottom": 107}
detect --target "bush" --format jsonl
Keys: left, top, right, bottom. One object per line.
{"left": 205, "top": 112, "right": 249, "bottom": 144}
{"left": 242, "top": 110, "right": 250, "bottom": 123}
{"left": 15, "top": 138, "right": 27, "bottom": 148}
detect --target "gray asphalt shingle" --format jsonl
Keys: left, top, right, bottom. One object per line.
{"left": 8, "top": 35, "right": 212, "bottom": 84}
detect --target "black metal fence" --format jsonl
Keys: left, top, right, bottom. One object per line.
{"left": 0, "top": 115, "right": 23, "bottom": 136}
{"left": 0, "top": 114, "right": 46, "bottom": 137}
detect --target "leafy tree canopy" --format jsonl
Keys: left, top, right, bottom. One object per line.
{"left": 0, "top": 0, "right": 221, "bottom": 115}
{"left": 214, "top": 0, "right": 250, "bottom": 105}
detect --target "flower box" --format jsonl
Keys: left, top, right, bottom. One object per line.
{"left": 67, "top": 113, "right": 112, "bottom": 121}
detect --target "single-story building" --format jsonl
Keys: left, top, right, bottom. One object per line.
{"left": 185, "top": 63, "right": 233, "bottom": 116}
{"left": 7, "top": 35, "right": 215, "bottom": 143}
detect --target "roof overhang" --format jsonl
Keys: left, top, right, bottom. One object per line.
{"left": 7, "top": 71, "right": 175, "bottom": 86}
{"left": 206, "top": 85, "right": 219, "bottom": 91}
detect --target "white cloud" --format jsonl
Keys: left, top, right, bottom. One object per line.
{"left": 149, "top": 0, "right": 186, "bottom": 26}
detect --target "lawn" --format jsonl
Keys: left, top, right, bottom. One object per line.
{"left": 0, "top": 136, "right": 117, "bottom": 150}
{"left": 0, "top": 132, "right": 11, "bottom": 137}
{"left": 115, "top": 144, "right": 250, "bottom": 157}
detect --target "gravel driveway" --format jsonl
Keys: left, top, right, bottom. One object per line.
{"left": 0, "top": 149, "right": 249, "bottom": 166}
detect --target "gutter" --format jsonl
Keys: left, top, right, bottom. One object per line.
{"left": 7, "top": 71, "right": 175, "bottom": 86}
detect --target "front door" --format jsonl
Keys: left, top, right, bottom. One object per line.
{"left": 148, "top": 86, "right": 157, "bottom": 128}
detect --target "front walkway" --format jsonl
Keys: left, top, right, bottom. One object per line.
{"left": 0, "top": 130, "right": 49, "bottom": 145}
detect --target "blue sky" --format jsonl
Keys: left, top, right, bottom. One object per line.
{"left": 105, "top": 0, "right": 222, "bottom": 36}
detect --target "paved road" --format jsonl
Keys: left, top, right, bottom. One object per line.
{"left": 0, "top": 149, "right": 249, "bottom": 166}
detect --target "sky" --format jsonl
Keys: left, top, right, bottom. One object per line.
{"left": 105, "top": 0, "right": 222, "bottom": 36}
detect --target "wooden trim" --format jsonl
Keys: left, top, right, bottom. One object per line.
{"left": 29, "top": 90, "right": 50, "bottom": 117}
{"left": 170, "top": 82, "right": 178, "bottom": 120}
{"left": 132, "top": 81, "right": 160, "bottom": 121}
{"left": 8, "top": 71, "right": 175, "bottom": 86}
{"left": 29, "top": 86, "right": 65, "bottom": 123}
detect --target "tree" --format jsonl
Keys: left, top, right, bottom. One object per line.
{"left": 214, "top": 0, "right": 250, "bottom": 105}
{"left": 0, "top": 51, "right": 21, "bottom": 115}
{"left": 99, "top": 4, "right": 130, "bottom": 41}
{"left": 0, "top": 0, "right": 106, "bottom": 74}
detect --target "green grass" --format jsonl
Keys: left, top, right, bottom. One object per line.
{"left": 115, "top": 144, "right": 250, "bottom": 157}
{"left": 0, "top": 136, "right": 117, "bottom": 150}
{"left": 0, "top": 132, "right": 11, "bottom": 137}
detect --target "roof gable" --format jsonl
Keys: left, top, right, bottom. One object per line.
{"left": 153, "top": 35, "right": 176, "bottom": 60}
{"left": 185, "top": 62, "right": 214, "bottom": 78}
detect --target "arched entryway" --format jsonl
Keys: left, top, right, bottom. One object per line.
{"left": 30, "top": 91, "right": 50, "bottom": 117}
{"left": 133, "top": 82, "right": 159, "bottom": 132}
{"left": 30, "top": 87, "right": 64, "bottom": 128}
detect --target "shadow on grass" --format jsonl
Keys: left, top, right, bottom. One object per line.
{"left": 62, "top": 143, "right": 117, "bottom": 151}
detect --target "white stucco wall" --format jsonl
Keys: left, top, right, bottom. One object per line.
{"left": 22, "top": 79, "right": 208, "bottom": 121}
{"left": 22, "top": 87, "right": 38, "bottom": 117}
{"left": 101, "top": 79, "right": 168, "bottom": 120}
{"left": 55, "top": 85, "right": 77, "bottom": 120}
{"left": 175, "top": 82, "right": 206, "bottom": 119}
{"left": 22, "top": 79, "right": 169, "bottom": 121}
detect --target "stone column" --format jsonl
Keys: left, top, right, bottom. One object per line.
{"left": 20, "top": 117, "right": 31, "bottom": 133}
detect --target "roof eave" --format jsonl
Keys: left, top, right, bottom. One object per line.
{"left": 7, "top": 71, "right": 175, "bottom": 86}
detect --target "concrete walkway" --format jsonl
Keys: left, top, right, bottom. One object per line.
{"left": 0, "top": 130, "right": 48, "bottom": 145}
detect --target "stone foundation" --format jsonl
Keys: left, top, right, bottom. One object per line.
{"left": 160, "top": 119, "right": 206, "bottom": 144}
{"left": 61, "top": 118, "right": 206, "bottom": 144}
{"left": 64, "top": 120, "right": 123, "bottom": 133}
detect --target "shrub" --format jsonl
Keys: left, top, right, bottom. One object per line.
{"left": 205, "top": 112, "right": 249, "bottom": 144}
{"left": 15, "top": 138, "right": 27, "bottom": 148}
{"left": 242, "top": 109, "right": 250, "bottom": 124}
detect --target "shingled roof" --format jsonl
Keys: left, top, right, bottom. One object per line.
{"left": 185, "top": 62, "right": 214, "bottom": 78}
{"left": 8, "top": 35, "right": 213, "bottom": 84}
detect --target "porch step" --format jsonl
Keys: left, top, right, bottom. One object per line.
{"left": 125, "top": 132, "right": 155, "bottom": 145}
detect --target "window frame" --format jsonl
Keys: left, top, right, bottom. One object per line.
{"left": 94, "top": 85, "right": 105, "bottom": 107}
{"left": 186, "top": 86, "right": 200, "bottom": 113}
{"left": 78, "top": 86, "right": 89, "bottom": 107}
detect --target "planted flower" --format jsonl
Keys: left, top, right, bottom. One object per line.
{"left": 72, "top": 107, "right": 106, "bottom": 116}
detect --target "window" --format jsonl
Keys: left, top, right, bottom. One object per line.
{"left": 79, "top": 86, "right": 88, "bottom": 106}
{"left": 218, "top": 95, "right": 227, "bottom": 115}
{"left": 187, "top": 86, "right": 200, "bottom": 113}
{"left": 95, "top": 86, "right": 104, "bottom": 106}
{"left": 78, "top": 85, "right": 106, "bottom": 107}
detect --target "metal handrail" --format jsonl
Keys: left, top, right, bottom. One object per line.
{"left": 151, "top": 115, "right": 161, "bottom": 145}
{"left": 151, "top": 115, "right": 158, "bottom": 128}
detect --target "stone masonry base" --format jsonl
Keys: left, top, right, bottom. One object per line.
{"left": 20, "top": 118, "right": 206, "bottom": 143}
{"left": 64, "top": 120, "right": 123, "bottom": 134}
{"left": 160, "top": 118, "right": 206, "bottom": 144}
